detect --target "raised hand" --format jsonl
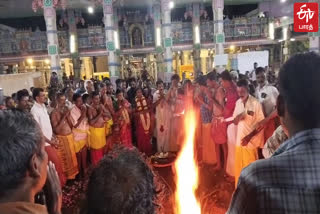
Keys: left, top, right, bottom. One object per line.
{"left": 45, "top": 161, "right": 62, "bottom": 214}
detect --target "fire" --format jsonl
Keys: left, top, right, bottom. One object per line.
{"left": 174, "top": 106, "right": 201, "bottom": 214}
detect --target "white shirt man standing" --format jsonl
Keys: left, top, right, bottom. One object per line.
{"left": 232, "top": 80, "right": 264, "bottom": 187}
{"left": 31, "top": 88, "right": 66, "bottom": 187}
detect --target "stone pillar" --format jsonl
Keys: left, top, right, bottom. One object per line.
{"left": 212, "top": 0, "right": 225, "bottom": 72}
{"left": 103, "top": 0, "right": 119, "bottom": 84}
{"left": 153, "top": 3, "right": 163, "bottom": 80}
{"left": 200, "top": 50, "right": 208, "bottom": 74}
{"left": 67, "top": 9, "right": 81, "bottom": 80}
{"left": 43, "top": 0, "right": 61, "bottom": 78}
{"left": 161, "top": 0, "right": 173, "bottom": 82}
{"left": 192, "top": 3, "right": 201, "bottom": 75}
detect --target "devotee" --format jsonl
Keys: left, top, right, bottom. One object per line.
{"left": 75, "top": 80, "right": 86, "bottom": 95}
{"left": 65, "top": 87, "right": 74, "bottom": 109}
{"left": 105, "top": 82, "right": 116, "bottom": 114}
{"left": 100, "top": 82, "right": 114, "bottom": 137}
{"left": 70, "top": 93, "right": 89, "bottom": 178}
{"left": 16, "top": 89, "right": 30, "bottom": 112}
{"left": 207, "top": 72, "right": 227, "bottom": 170}
{"left": 47, "top": 89, "right": 58, "bottom": 115}
{"left": 5, "top": 96, "right": 15, "bottom": 109}
{"left": 82, "top": 93, "right": 91, "bottom": 107}
{"left": 134, "top": 88, "right": 153, "bottom": 155}
{"left": 227, "top": 52, "right": 320, "bottom": 214}
{"left": 115, "top": 89, "right": 133, "bottom": 148}
{"left": 31, "top": 88, "right": 66, "bottom": 187}
{"left": 127, "top": 77, "right": 137, "bottom": 105}
{"left": 153, "top": 80, "right": 171, "bottom": 152}
{"left": 87, "top": 92, "right": 109, "bottom": 165}
{"left": 84, "top": 80, "right": 94, "bottom": 95}
{"left": 146, "top": 79, "right": 156, "bottom": 96}
{"left": 86, "top": 147, "right": 155, "bottom": 214}
{"left": 220, "top": 71, "right": 238, "bottom": 177}
{"left": 0, "top": 110, "right": 62, "bottom": 214}
{"left": 255, "top": 67, "right": 279, "bottom": 141}
{"left": 196, "top": 75, "right": 217, "bottom": 167}
{"left": 232, "top": 79, "right": 264, "bottom": 187}
{"left": 166, "top": 74, "right": 182, "bottom": 151}
{"left": 51, "top": 93, "right": 78, "bottom": 180}
{"left": 249, "top": 62, "right": 258, "bottom": 82}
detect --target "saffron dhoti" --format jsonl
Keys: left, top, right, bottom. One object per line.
{"left": 56, "top": 134, "right": 79, "bottom": 180}
{"left": 202, "top": 123, "right": 217, "bottom": 165}
{"left": 89, "top": 126, "right": 107, "bottom": 166}
{"left": 235, "top": 146, "right": 257, "bottom": 187}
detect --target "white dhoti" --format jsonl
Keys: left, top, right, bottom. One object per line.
{"left": 226, "top": 124, "right": 237, "bottom": 177}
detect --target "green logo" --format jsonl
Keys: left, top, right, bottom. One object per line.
{"left": 48, "top": 45, "right": 57, "bottom": 55}
{"left": 164, "top": 38, "right": 172, "bottom": 48}
{"left": 107, "top": 42, "right": 115, "bottom": 51}
{"left": 104, "top": 0, "right": 112, "bottom": 4}
{"left": 44, "top": 0, "right": 53, "bottom": 7}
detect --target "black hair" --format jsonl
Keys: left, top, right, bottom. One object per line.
{"left": 129, "top": 77, "right": 137, "bottom": 83}
{"left": 279, "top": 52, "right": 320, "bottom": 128}
{"left": 184, "top": 79, "right": 192, "bottom": 86}
{"left": 100, "top": 82, "right": 106, "bottom": 88}
{"left": 17, "top": 90, "right": 29, "bottom": 102}
{"left": 236, "top": 79, "right": 249, "bottom": 89}
{"left": 196, "top": 75, "right": 207, "bottom": 86}
{"left": 5, "top": 97, "right": 13, "bottom": 105}
{"left": 72, "top": 93, "right": 82, "bottom": 102}
{"left": 87, "top": 147, "right": 155, "bottom": 214}
{"left": 220, "top": 70, "right": 232, "bottom": 81}
{"left": 0, "top": 110, "right": 43, "bottom": 196}
{"left": 255, "top": 67, "right": 265, "bottom": 75}
{"left": 32, "top": 88, "right": 44, "bottom": 100}
{"left": 207, "top": 71, "right": 218, "bottom": 81}
{"left": 116, "top": 89, "right": 123, "bottom": 95}
{"left": 91, "top": 91, "right": 100, "bottom": 98}
{"left": 156, "top": 80, "right": 164, "bottom": 87}
{"left": 82, "top": 94, "right": 90, "bottom": 103}
{"left": 115, "top": 79, "right": 123, "bottom": 86}
{"left": 171, "top": 74, "right": 180, "bottom": 82}
{"left": 56, "top": 92, "right": 65, "bottom": 100}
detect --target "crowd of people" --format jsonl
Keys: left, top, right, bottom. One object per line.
{"left": 1, "top": 52, "right": 320, "bottom": 214}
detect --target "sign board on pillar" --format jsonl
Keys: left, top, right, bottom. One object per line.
{"left": 107, "top": 42, "right": 115, "bottom": 51}
{"left": 48, "top": 45, "right": 58, "bottom": 55}
{"left": 214, "top": 54, "right": 228, "bottom": 66}
{"left": 164, "top": 38, "right": 173, "bottom": 48}
{"left": 104, "top": 0, "right": 112, "bottom": 4}
{"left": 214, "top": 34, "right": 225, "bottom": 44}
{"left": 44, "top": 0, "right": 53, "bottom": 7}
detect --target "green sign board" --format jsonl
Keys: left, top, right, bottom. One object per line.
{"left": 104, "top": 0, "right": 112, "bottom": 4}
{"left": 164, "top": 38, "right": 172, "bottom": 48}
{"left": 156, "top": 46, "right": 163, "bottom": 53}
{"left": 44, "top": 0, "right": 53, "bottom": 7}
{"left": 214, "top": 33, "right": 225, "bottom": 44}
{"left": 48, "top": 45, "right": 58, "bottom": 55}
{"left": 107, "top": 42, "right": 115, "bottom": 51}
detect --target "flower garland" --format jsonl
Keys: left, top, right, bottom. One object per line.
{"left": 140, "top": 113, "right": 151, "bottom": 134}
{"left": 121, "top": 108, "right": 130, "bottom": 124}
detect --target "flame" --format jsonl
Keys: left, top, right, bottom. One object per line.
{"left": 174, "top": 104, "right": 201, "bottom": 214}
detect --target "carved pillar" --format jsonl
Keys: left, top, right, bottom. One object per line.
{"left": 103, "top": 0, "right": 120, "bottom": 85}
{"left": 161, "top": 0, "right": 173, "bottom": 82}
{"left": 43, "top": 0, "right": 61, "bottom": 78}
{"left": 212, "top": 0, "right": 225, "bottom": 73}
{"left": 192, "top": 3, "right": 201, "bottom": 75}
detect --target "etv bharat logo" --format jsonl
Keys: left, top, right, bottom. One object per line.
{"left": 294, "top": 3, "right": 318, "bottom": 32}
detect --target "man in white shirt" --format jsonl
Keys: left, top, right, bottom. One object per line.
{"left": 31, "top": 88, "right": 66, "bottom": 187}
{"left": 232, "top": 80, "right": 264, "bottom": 187}
{"left": 255, "top": 67, "right": 279, "bottom": 142}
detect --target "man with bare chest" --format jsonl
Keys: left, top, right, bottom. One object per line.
{"left": 100, "top": 83, "right": 114, "bottom": 138}
{"left": 51, "top": 93, "right": 78, "bottom": 180}
{"left": 88, "top": 92, "right": 110, "bottom": 165}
